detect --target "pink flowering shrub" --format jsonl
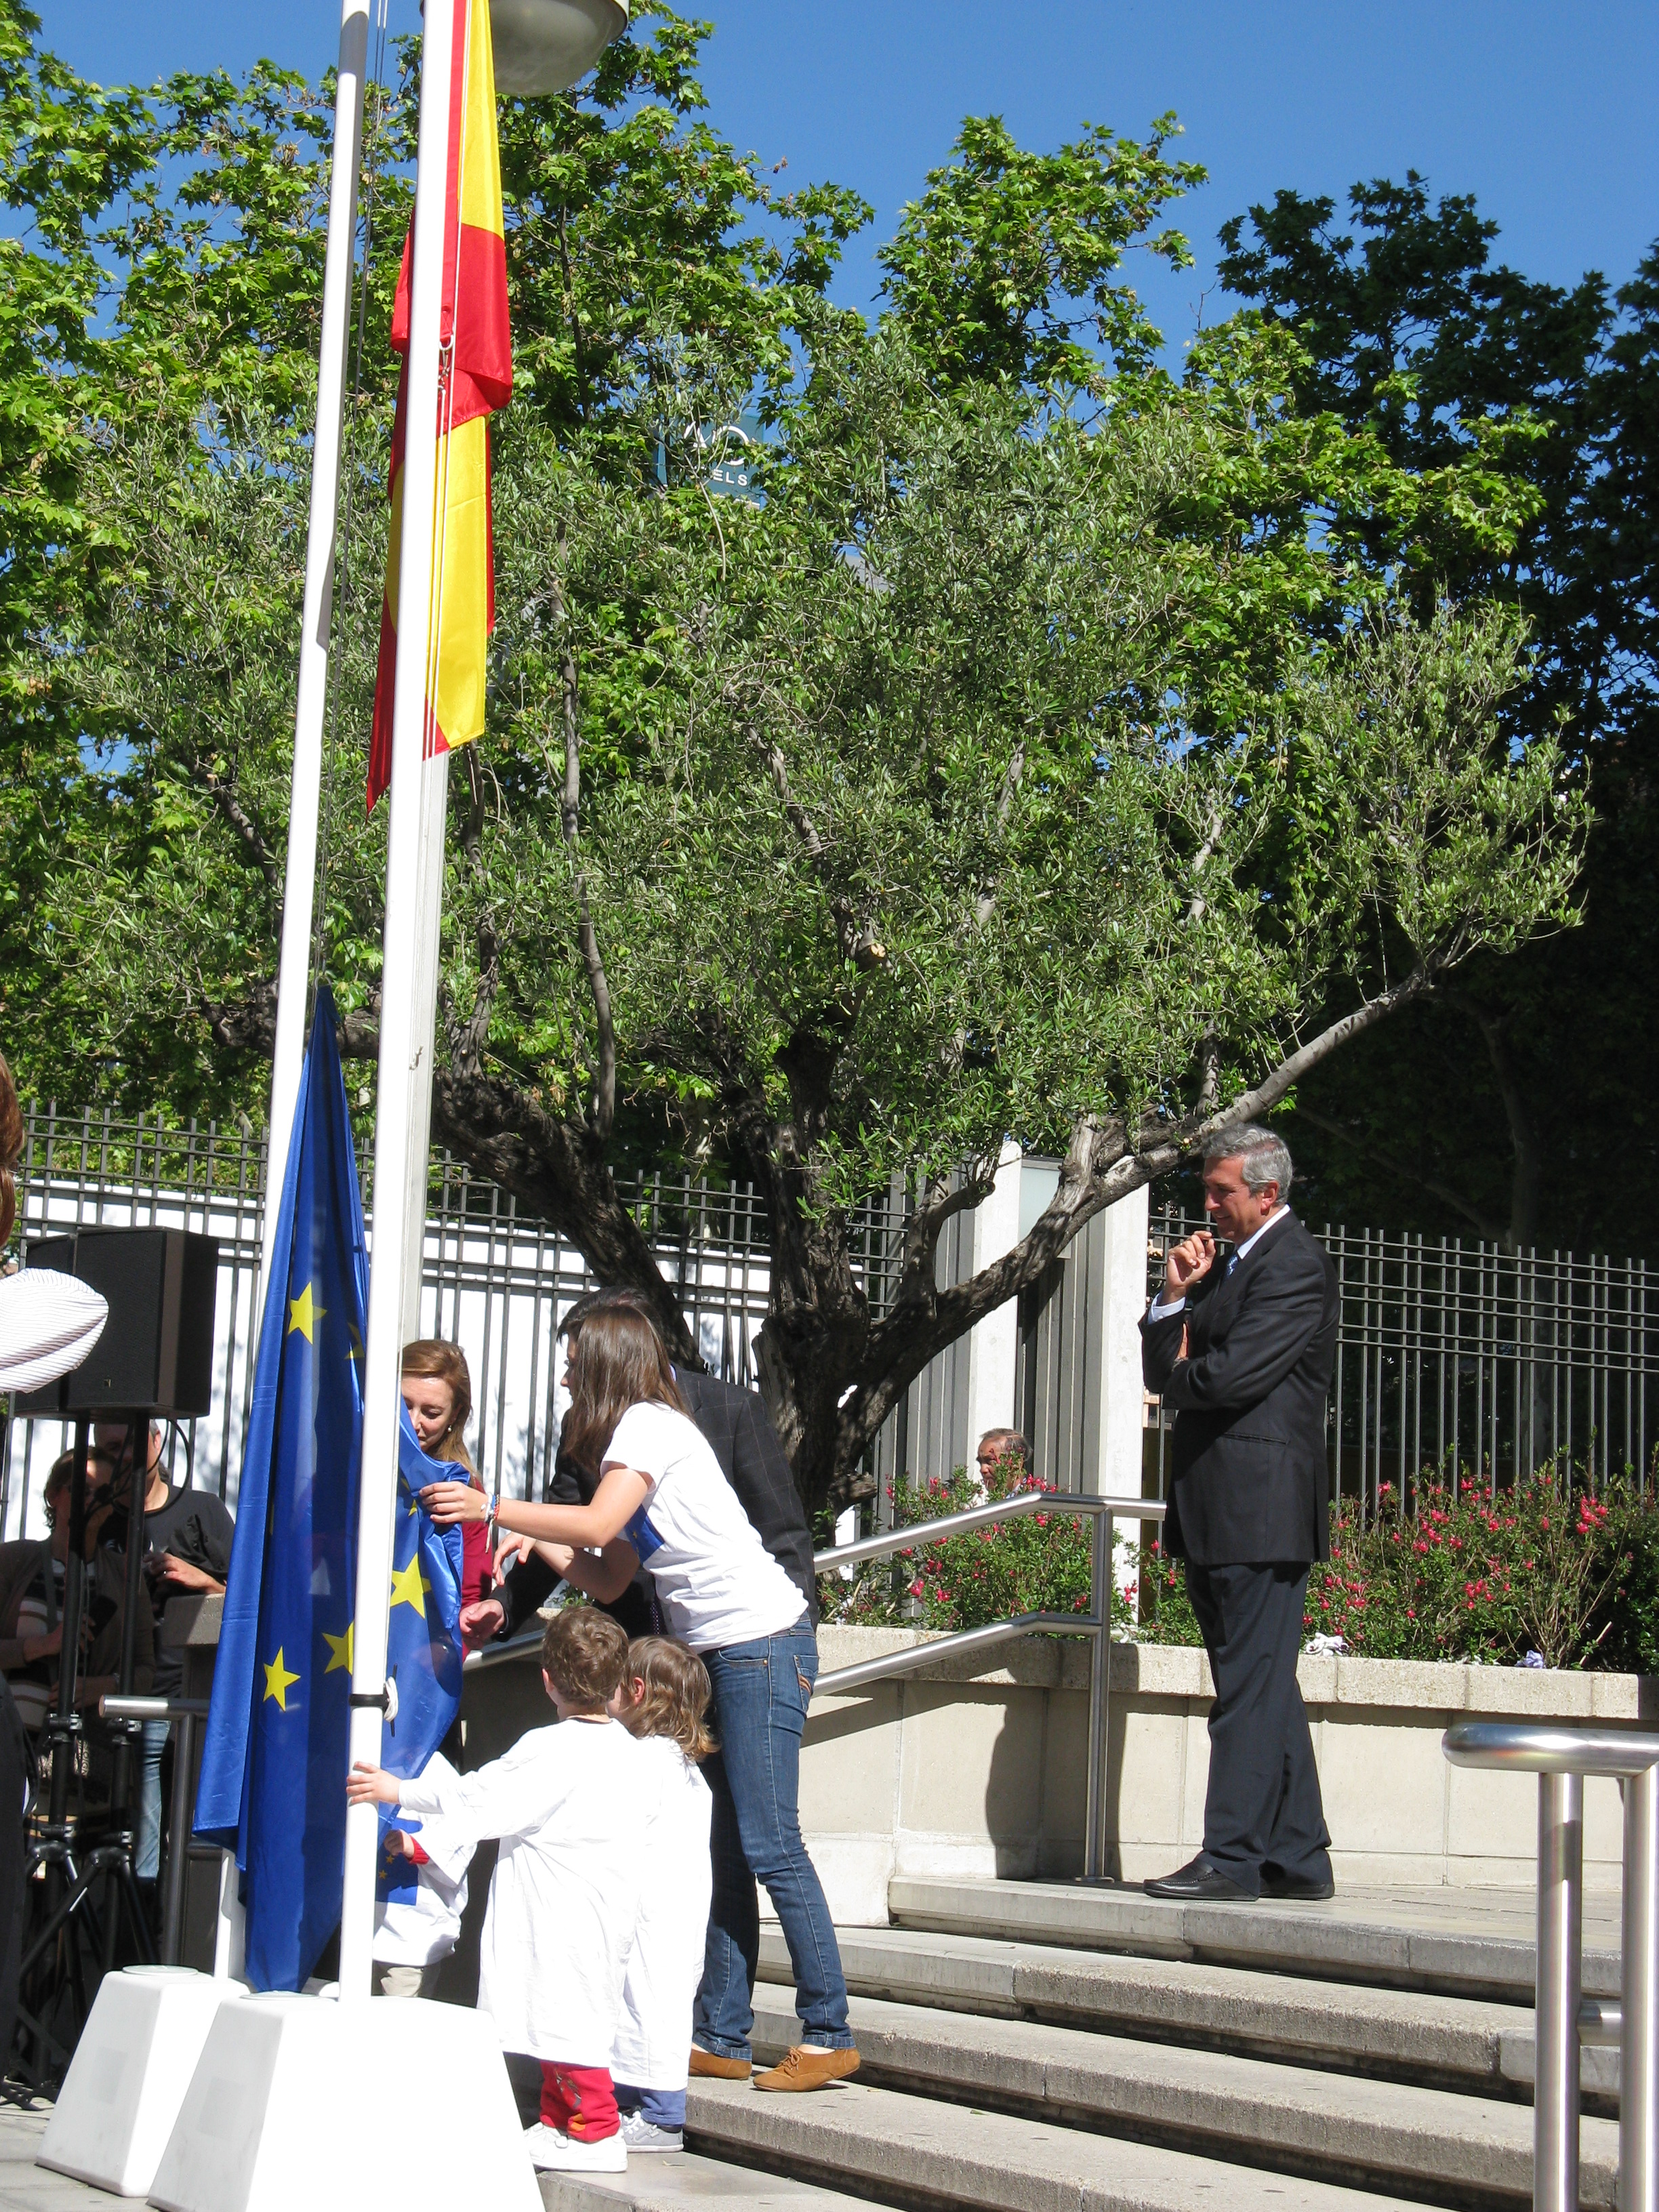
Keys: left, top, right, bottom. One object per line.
{"left": 1141, "top": 1472, "right": 1659, "bottom": 1670}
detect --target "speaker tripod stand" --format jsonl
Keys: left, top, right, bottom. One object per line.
{"left": 13, "top": 1416, "right": 156, "bottom": 2093}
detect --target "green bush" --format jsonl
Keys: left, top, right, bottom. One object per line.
{"left": 818, "top": 1462, "right": 1132, "bottom": 1633}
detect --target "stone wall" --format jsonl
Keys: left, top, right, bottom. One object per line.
{"left": 798, "top": 1627, "right": 1659, "bottom": 1923}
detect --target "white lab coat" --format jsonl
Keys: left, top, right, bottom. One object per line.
{"left": 373, "top": 1753, "right": 472, "bottom": 1968}
{"left": 610, "top": 1736, "right": 713, "bottom": 2089}
{"left": 399, "top": 1717, "right": 651, "bottom": 2063}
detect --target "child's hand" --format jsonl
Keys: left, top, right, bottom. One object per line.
{"left": 384, "top": 1826, "right": 419, "bottom": 1860}
{"left": 346, "top": 1761, "right": 402, "bottom": 1807}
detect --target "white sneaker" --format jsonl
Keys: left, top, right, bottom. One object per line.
{"left": 522, "top": 2123, "right": 627, "bottom": 2172}
{"left": 619, "top": 2112, "right": 683, "bottom": 2153}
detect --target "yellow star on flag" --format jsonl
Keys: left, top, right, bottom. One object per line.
{"left": 388, "top": 1555, "right": 426, "bottom": 1618}
{"left": 263, "top": 1648, "right": 300, "bottom": 1711}
{"left": 323, "top": 1624, "right": 354, "bottom": 1675}
{"left": 288, "top": 1282, "right": 325, "bottom": 1342}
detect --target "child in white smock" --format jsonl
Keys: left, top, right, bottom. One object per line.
{"left": 348, "top": 1606, "right": 653, "bottom": 2175}
{"left": 609, "top": 1637, "right": 716, "bottom": 2152}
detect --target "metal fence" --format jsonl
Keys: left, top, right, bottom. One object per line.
{"left": 1146, "top": 1205, "right": 1659, "bottom": 1515}
{"left": 0, "top": 1102, "right": 906, "bottom": 1541}
{"left": 8, "top": 1105, "right": 1656, "bottom": 1540}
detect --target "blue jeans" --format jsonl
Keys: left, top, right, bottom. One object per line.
{"left": 136, "top": 1719, "right": 169, "bottom": 1881}
{"left": 615, "top": 2083, "right": 684, "bottom": 2129}
{"left": 694, "top": 1620, "right": 853, "bottom": 2057}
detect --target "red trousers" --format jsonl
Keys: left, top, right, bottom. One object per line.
{"left": 539, "top": 2062, "right": 619, "bottom": 2142}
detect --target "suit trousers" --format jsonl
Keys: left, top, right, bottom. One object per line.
{"left": 1185, "top": 1561, "right": 1331, "bottom": 1893}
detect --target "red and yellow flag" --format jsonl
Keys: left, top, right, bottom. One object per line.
{"left": 368, "top": 0, "right": 512, "bottom": 810}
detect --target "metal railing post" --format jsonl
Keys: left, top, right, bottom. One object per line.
{"left": 1536, "top": 1769, "right": 1583, "bottom": 2212}
{"left": 1084, "top": 1508, "right": 1113, "bottom": 1881}
{"left": 161, "top": 1711, "right": 197, "bottom": 1967}
{"left": 1622, "top": 1761, "right": 1659, "bottom": 2211}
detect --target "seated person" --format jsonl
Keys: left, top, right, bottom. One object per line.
{"left": 0, "top": 1452, "right": 155, "bottom": 1729}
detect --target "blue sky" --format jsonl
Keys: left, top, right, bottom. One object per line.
{"left": 34, "top": 0, "right": 1659, "bottom": 351}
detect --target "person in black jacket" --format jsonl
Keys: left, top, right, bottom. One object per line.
{"left": 1140, "top": 1124, "right": 1338, "bottom": 1903}
{"left": 459, "top": 1290, "right": 817, "bottom": 1650}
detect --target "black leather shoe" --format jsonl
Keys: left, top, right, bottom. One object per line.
{"left": 1143, "top": 1853, "right": 1256, "bottom": 1902}
{"left": 1260, "top": 1869, "right": 1336, "bottom": 1901}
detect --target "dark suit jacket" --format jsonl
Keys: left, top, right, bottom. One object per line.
{"left": 1139, "top": 1213, "right": 1338, "bottom": 1567}
{"left": 496, "top": 1369, "right": 817, "bottom": 1637}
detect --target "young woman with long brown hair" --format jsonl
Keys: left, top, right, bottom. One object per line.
{"left": 421, "top": 1306, "right": 859, "bottom": 2093}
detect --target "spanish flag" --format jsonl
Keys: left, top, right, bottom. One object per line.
{"left": 367, "top": 0, "right": 512, "bottom": 810}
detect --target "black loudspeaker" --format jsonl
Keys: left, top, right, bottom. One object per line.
{"left": 14, "top": 1227, "right": 220, "bottom": 1418}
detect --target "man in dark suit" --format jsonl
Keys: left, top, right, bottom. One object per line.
{"left": 457, "top": 1288, "right": 817, "bottom": 1647}
{"left": 1140, "top": 1124, "right": 1339, "bottom": 1903}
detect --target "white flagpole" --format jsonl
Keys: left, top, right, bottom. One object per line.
{"left": 338, "top": 0, "right": 459, "bottom": 2003}
{"left": 260, "top": 0, "right": 373, "bottom": 1307}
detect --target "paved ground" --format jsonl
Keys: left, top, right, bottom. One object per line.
{"left": 0, "top": 1885, "right": 1618, "bottom": 2211}
{"left": 0, "top": 2105, "right": 92, "bottom": 2212}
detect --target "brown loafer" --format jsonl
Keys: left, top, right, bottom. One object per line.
{"left": 689, "top": 2045, "right": 752, "bottom": 2080}
{"left": 754, "top": 2045, "right": 861, "bottom": 2093}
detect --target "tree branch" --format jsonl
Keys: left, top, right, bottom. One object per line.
{"left": 552, "top": 524, "right": 616, "bottom": 1139}
{"left": 188, "top": 752, "right": 279, "bottom": 892}
{"left": 453, "top": 747, "right": 499, "bottom": 1080}
{"left": 832, "top": 966, "right": 1441, "bottom": 1482}
{"left": 750, "top": 725, "right": 861, "bottom": 962}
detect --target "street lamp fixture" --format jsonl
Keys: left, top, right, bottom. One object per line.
{"left": 490, "top": 0, "right": 628, "bottom": 94}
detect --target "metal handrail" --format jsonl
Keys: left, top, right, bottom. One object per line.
{"left": 1443, "top": 1719, "right": 1659, "bottom": 2212}
{"left": 813, "top": 1490, "right": 1164, "bottom": 1881}
{"left": 101, "top": 1694, "right": 212, "bottom": 1970}
{"left": 465, "top": 1488, "right": 1165, "bottom": 1883}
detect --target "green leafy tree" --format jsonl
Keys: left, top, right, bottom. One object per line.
{"left": 0, "top": 8, "right": 1591, "bottom": 1513}
{"left": 1218, "top": 178, "right": 1659, "bottom": 1250}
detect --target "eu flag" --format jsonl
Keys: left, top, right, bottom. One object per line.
{"left": 376, "top": 1420, "right": 466, "bottom": 1850}
{"left": 194, "top": 986, "right": 368, "bottom": 1990}
{"left": 195, "top": 986, "right": 466, "bottom": 1988}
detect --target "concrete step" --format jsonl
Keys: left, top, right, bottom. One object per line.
{"left": 538, "top": 2151, "right": 871, "bottom": 2211}
{"left": 682, "top": 2072, "right": 1442, "bottom": 2212}
{"left": 757, "top": 1923, "right": 1619, "bottom": 2102}
{"left": 886, "top": 1875, "right": 1624, "bottom": 2002}
{"left": 746, "top": 1988, "right": 1619, "bottom": 2209}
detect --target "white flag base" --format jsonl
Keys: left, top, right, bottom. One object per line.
{"left": 146, "top": 1990, "right": 541, "bottom": 2212}
{"left": 38, "top": 1968, "right": 244, "bottom": 2196}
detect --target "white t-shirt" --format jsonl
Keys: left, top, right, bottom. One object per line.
{"left": 602, "top": 1401, "right": 807, "bottom": 1652}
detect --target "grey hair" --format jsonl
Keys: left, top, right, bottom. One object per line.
{"left": 1202, "top": 1122, "right": 1293, "bottom": 1200}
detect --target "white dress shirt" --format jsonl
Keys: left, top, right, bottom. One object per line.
{"left": 1147, "top": 1206, "right": 1290, "bottom": 1324}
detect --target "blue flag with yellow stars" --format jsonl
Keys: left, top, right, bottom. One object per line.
{"left": 376, "top": 1417, "right": 466, "bottom": 1883}
{"left": 194, "top": 984, "right": 368, "bottom": 1990}
{"left": 195, "top": 985, "right": 466, "bottom": 1988}
{"left": 376, "top": 1422, "right": 464, "bottom": 1909}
